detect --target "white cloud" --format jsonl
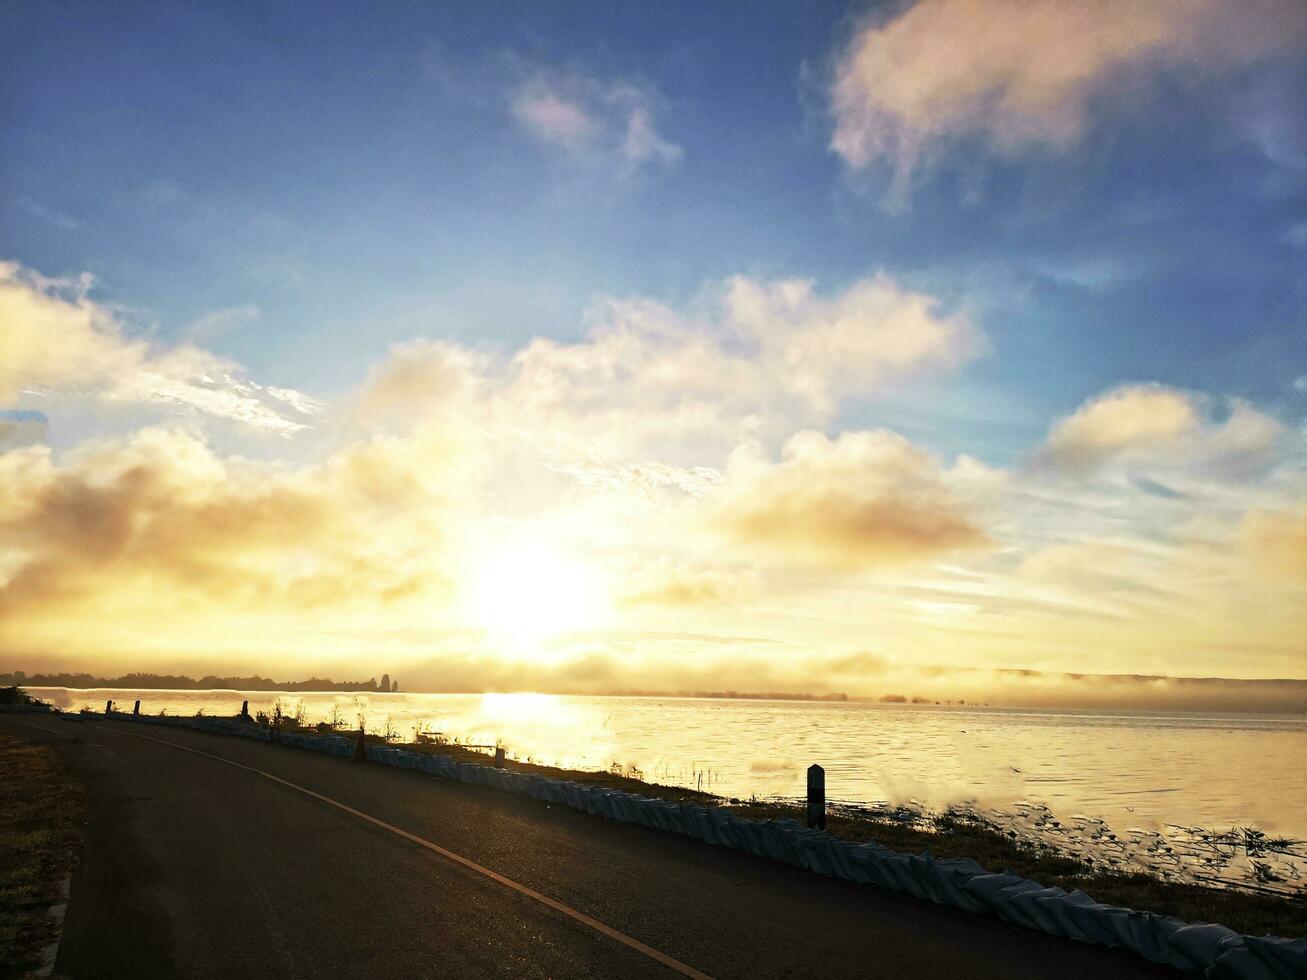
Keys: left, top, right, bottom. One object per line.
{"left": 622, "top": 106, "right": 683, "bottom": 167}
{"left": 512, "top": 92, "right": 597, "bottom": 149}
{"left": 357, "top": 272, "right": 975, "bottom": 460}
{"left": 509, "top": 67, "right": 681, "bottom": 175}
{"left": 1037, "top": 383, "right": 1282, "bottom": 475}
{"left": 0, "top": 261, "right": 321, "bottom": 435}
{"left": 830, "top": 0, "right": 1307, "bottom": 198}
{"left": 180, "top": 303, "right": 261, "bottom": 344}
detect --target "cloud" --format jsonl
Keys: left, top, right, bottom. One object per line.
{"left": 713, "top": 429, "right": 989, "bottom": 569}
{"left": 616, "top": 558, "right": 756, "bottom": 608}
{"left": 1242, "top": 507, "right": 1307, "bottom": 580}
{"left": 830, "top": 0, "right": 1307, "bottom": 197}
{"left": 0, "top": 262, "right": 321, "bottom": 434}
{"left": 512, "top": 92, "right": 597, "bottom": 149}
{"left": 354, "top": 339, "right": 488, "bottom": 426}
{"left": 0, "top": 410, "right": 48, "bottom": 451}
{"left": 0, "top": 427, "right": 458, "bottom": 630}
{"left": 622, "top": 106, "right": 683, "bottom": 167}
{"left": 359, "top": 272, "right": 975, "bottom": 456}
{"left": 509, "top": 67, "right": 681, "bottom": 174}
{"left": 1037, "top": 384, "right": 1282, "bottom": 475}
{"left": 1042, "top": 384, "right": 1198, "bottom": 470}
{"left": 180, "top": 303, "right": 261, "bottom": 344}
{"left": 17, "top": 197, "right": 78, "bottom": 230}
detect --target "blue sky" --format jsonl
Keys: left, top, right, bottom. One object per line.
{"left": 1, "top": 0, "right": 1305, "bottom": 691}
{"left": 7, "top": 0, "right": 1303, "bottom": 438}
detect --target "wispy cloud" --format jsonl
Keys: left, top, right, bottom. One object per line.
{"left": 830, "top": 0, "right": 1307, "bottom": 201}
{"left": 509, "top": 64, "right": 682, "bottom": 176}
{"left": 16, "top": 197, "right": 78, "bottom": 230}
{"left": 1242, "top": 507, "right": 1307, "bottom": 581}
{"left": 0, "top": 262, "right": 321, "bottom": 435}
{"left": 180, "top": 303, "right": 261, "bottom": 344}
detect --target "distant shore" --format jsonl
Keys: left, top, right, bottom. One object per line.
{"left": 6, "top": 668, "right": 1307, "bottom": 712}
{"left": 0, "top": 672, "right": 400, "bottom": 693}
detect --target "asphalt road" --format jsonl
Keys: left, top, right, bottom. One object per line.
{"left": 2, "top": 715, "right": 1179, "bottom": 979}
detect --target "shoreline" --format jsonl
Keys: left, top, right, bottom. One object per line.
{"left": 384, "top": 735, "right": 1307, "bottom": 939}
{"left": 23, "top": 687, "right": 1307, "bottom": 894}
{"left": 9, "top": 679, "right": 1307, "bottom": 714}
{"left": 66, "top": 701, "right": 1307, "bottom": 940}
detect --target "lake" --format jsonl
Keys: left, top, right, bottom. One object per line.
{"left": 32, "top": 688, "right": 1307, "bottom": 846}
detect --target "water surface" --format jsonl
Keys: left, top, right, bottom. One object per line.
{"left": 35, "top": 688, "right": 1306, "bottom": 844}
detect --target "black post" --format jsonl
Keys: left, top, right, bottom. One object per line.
{"left": 354, "top": 725, "right": 367, "bottom": 762}
{"left": 240, "top": 699, "right": 249, "bottom": 719}
{"left": 105, "top": 699, "right": 113, "bottom": 715}
{"left": 494, "top": 746, "right": 506, "bottom": 768}
{"left": 133, "top": 699, "right": 141, "bottom": 716}
{"left": 807, "top": 764, "right": 826, "bottom": 830}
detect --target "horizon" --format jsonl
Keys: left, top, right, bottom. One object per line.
{"left": 3, "top": 0, "right": 1306, "bottom": 707}
{"left": 8, "top": 665, "right": 1307, "bottom": 715}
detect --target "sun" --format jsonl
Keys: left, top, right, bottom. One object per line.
{"left": 465, "top": 539, "right": 607, "bottom": 652}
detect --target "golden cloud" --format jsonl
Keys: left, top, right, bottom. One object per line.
{"left": 1242, "top": 508, "right": 1307, "bottom": 581}
{"left": 1037, "top": 384, "right": 1281, "bottom": 475}
{"left": 713, "top": 429, "right": 989, "bottom": 569}
{"left": 616, "top": 558, "right": 757, "bottom": 608}
{"left": 0, "top": 427, "right": 456, "bottom": 630}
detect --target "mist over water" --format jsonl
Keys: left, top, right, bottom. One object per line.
{"left": 38, "top": 689, "right": 1307, "bottom": 841}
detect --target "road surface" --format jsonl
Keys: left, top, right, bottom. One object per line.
{"left": 1, "top": 715, "right": 1178, "bottom": 979}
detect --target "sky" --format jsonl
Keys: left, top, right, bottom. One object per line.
{"left": 1, "top": 0, "right": 1305, "bottom": 703}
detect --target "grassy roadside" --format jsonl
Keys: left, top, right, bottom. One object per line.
{"left": 0, "top": 727, "right": 85, "bottom": 977}
{"left": 351, "top": 730, "right": 1306, "bottom": 938}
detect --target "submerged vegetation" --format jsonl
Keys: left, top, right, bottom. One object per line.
{"left": 0, "top": 730, "right": 84, "bottom": 976}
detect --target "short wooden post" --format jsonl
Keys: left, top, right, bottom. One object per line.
{"left": 105, "top": 699, "right": 113, "bottom": 715}
{"left": 807, "top": 764, "right": 826, "bottom": 829}
{"left": 494, "top": 746, "right": 506, "bottom": 768}
{"left": 354, "top": 725, "right": 367, "bottom": 762}
{"left": 240, "top": 699, "right": 249, "bottom": 719}
{"left": 133, "top": 699, "right": 141, "bottom": 716}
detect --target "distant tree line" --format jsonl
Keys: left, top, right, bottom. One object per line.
{"left": 1, "top": 670, "right": 399, "bottom": 693}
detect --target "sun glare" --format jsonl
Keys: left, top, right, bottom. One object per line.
{"left": 466, "top": 540, "right": 607, "bottom": 652}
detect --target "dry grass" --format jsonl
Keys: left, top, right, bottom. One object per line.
{"left": 0, "top": 730, "right": 85, "bottom": 976}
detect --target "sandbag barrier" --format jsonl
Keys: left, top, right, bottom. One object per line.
{"left": 79, "top": 711, "right": 1305, "bottom": 979}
